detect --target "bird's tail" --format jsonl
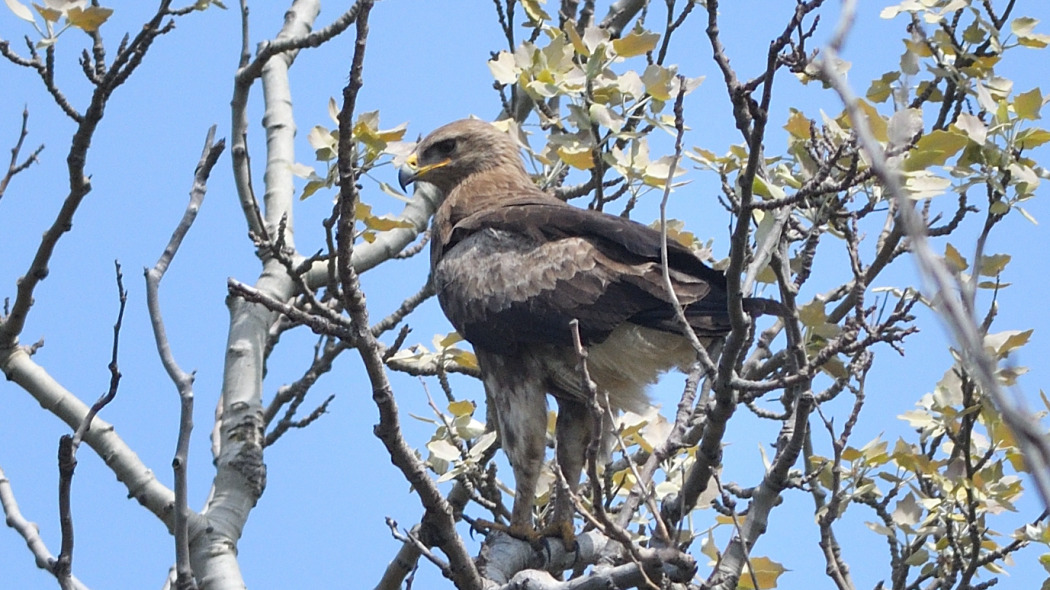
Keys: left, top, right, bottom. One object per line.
{"left": 742, "top": 296, "right": 790, "bottom": 318}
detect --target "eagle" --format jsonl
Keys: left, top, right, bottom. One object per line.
{"left": 398, "top": 119, "right": 750, "bottom": 542}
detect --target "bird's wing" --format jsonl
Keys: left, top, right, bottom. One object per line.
{"left": 433, "top": 196, "right": 730, "bottom": 353}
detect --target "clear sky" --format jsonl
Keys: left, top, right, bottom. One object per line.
{"left": 1, "top": 1, "right": 1049, "bottom": 589}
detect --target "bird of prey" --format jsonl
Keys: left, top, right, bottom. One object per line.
{"left": 398, "top": 119, "right": 753, "bottom": 542}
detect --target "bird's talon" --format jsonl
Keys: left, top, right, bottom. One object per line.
{"left": 540, "top": 520, "right": 578, "bottom": 552}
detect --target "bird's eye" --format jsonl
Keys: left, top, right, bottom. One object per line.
{"left": 428, "top": 138, "right": 457, "bottom": 158}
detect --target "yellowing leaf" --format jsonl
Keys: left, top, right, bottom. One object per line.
{"left": 557, "top": 145, "right": 595, "bottom": 170}
{"left": 1017, "top": 128, "right": 1050, "bottom": 150}
{"left": 355, "top": 201, "right": 374, "bottom": 221}
{"left": 737, "top": 556, "right": 787, "bottom": 590}
{"left": 867, "top": 71, "right": 901, "bottom": 103}
{"left": 611, "top": 469, "right": 636, "bottom": 491}
{"left": 66, "top": 6, "right": 113, "bottom": 32}
{"left": 1012, "top": 17, "right": 1050, "bottom": 48}
{"left": 448, "top": 400, "right": 476, "bottom": 418}
{"left": 521, "top": 0, "right": 550, "bottom": 23}
{"left": 564, "top": 20, "right": 588, "bottom": 56}
{"left": 364, "top": 215, "right": 414, "bottom": 231}
{"left": 850, "top": 99, "right": 888, "bottom": 143}
{"left": 978, "top": 253, "right": 1011, "bottom": 276}
{"left": 450, "top": 349, "right": 478, "bottom": 370}
{"left": 1014, "top": 87, "right": 1043, "bottom": 120}
{"left": 612, "top": 28, "right": 659, "bottom": 58}
{"left": 641, "top": 64, "right": 674, "bottom": 101}
{"left": 903, "top": 38, "right": 933, "bottom": 58}
{"left": 436, "top": 331, "right": 464, "bottom": 348}
{"left": 913, "top": 129, "right": 968, "bottom": 160}
{"left": 903, "top": 130, "right": 968, "bottom": 171}
{"left": 998, "top": 329, "right": 1033, "bottom": 356}
{"left": 33, "top": 2, "right": 60, "bottom": 22}
{"left": 752, "top": 174, "right": 786, "bottom": 200}
{"left": 715, "top": 513, "right": 746, "bottom": 526}
{"left": 784, "top": 109, "right": 812, "bottom": 139}
{"left": 944, "top": 243, "right": 968, "bottom": 272}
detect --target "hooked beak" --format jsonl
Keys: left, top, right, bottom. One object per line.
{"left": 397, "top": 153, "right": 451, "bottom": 192}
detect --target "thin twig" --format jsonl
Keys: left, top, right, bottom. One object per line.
{"left": 0, "top": 106, "right": 45, "bottom": 204}
{"left": 146, "top": 127, "right": 224, "bottom": 589}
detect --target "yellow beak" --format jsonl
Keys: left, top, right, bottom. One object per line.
{"left": 398, "top": 153, "right": 451, "bottom": 191}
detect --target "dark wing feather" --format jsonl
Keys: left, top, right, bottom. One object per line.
{"left": 434, "top": 226, "right": 657, "bottom": 352}
{"left": 436, "top": 195, "right": 731, "bottom": 348}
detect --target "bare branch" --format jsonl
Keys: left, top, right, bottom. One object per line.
{"left": 0, "top": 106, "right": 45, "bottom": 204}
{"left": 0, "top": 466, "right": 89, "bottom": 590}
{"left": 0, "top": 0, "right": 183, "bottom": 348}
{"left": 146, "top": 127, "right": 224, "bottom": 590}
{"left": 334, "top": 4, "right": 484, "bottom": 588}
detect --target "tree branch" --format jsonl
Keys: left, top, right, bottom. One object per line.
{"left": 0, "top": 106, "right": 45, "bottom": 204}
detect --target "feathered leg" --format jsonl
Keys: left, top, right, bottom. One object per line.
{"left": 551, "top": 397, "right": 593, "bottom": 546}
{"left": 478, "top": 350, "right": 549, "bottom": 539}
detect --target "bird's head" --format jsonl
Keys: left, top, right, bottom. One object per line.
{"left": 398, "top": 119, "right": 527, "bottom": 195}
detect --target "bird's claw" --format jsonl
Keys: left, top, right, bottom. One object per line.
{"left": 472, "top": 519, "right": 576, "bottom": 551}
{"left": 539, "top": 520, "right": 578, "bottom": 552}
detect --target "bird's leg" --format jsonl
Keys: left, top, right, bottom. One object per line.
{"left": 549, "top": 398, "right": 593, "bottom": 548}
{"left": 486, "top": 371, "right": 549, "bottom": 542}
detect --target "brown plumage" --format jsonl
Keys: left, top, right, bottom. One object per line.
{"left": 399, "top": 119, "right": 738, "bottom": 541}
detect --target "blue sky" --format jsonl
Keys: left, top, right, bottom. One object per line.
{"left": 1, "top": 1, "right": 1049, "bottom": 589}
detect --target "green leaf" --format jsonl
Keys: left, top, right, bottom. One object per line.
{"left": 1017, "top": 128, "right": 1050, "bottom": 150}
{"left": 1012, "top": 17, "right": 1050, "bottom": 48}
{"left": 905, "top": 548, "right": 931, "bottom": 567}
{"left": 913, "top": 130, "right": 968, "bottom": 161}
{"left": 978, "top": 253, "right": 1011, "bottom": 276}
{"left": 866, "top": 71, "right": 901, "bottom": 103}
{"left": 1015, "top": 87, "right": 1043, "bottom": 120}
{"left": 33, "top": 2, "right": 60, "bottom": 22}
{"left": 299, "top": 179, "right": 325, "bottom": 200}
{"left": 962, "top": 20, "right": 986, "bottom": 44}
{"left": 798, "top": 299, "right": 827, "bottom": 328}
{"left": 752, "top": 174, "right": 786, "bottom": 200}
